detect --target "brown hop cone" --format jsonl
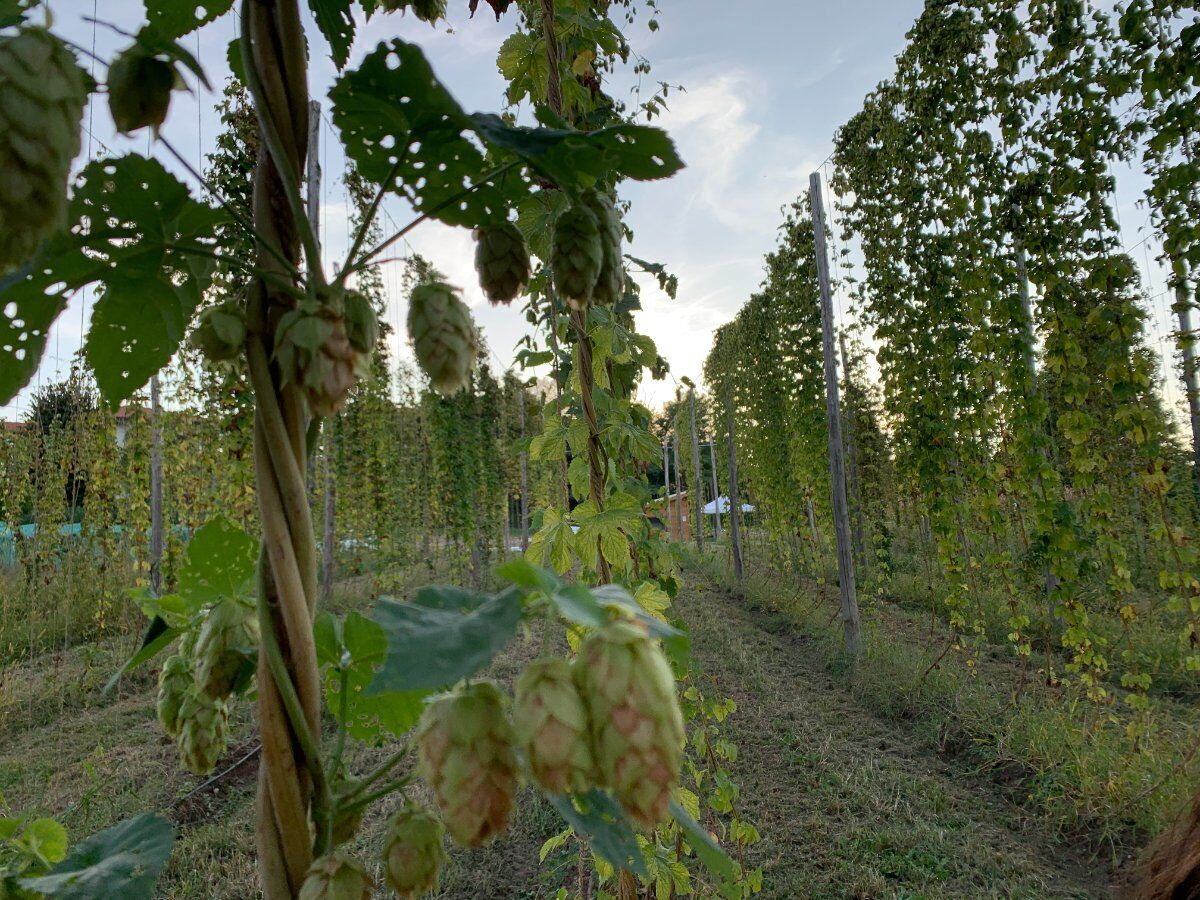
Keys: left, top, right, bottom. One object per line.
{"left": 193, "top": 598, "right": 258, "bottom": 701}
{"left": 0, "top": 27, "right": 88, "bottom": 272}
{"left": 107, "top": 46, "right": 174, "bottom": 134}
{"left": 416, "top": 681, "right": 518, "bottom": 847}
{"left": 382, "top": 805, "right": 447, "bottom": 898}
{"left": 513, "top": 658, "right": 595, "bottom": 794}
{"left": 550, "top": 203, "right": 604, "bottom": 310}
{"left": 582, "top": 190, "right": 625, "bottom": 306}
{"left": 407, "top": 281, "right": 480, "bottom": 396}
{"left": 176, "top": 687, "right": 229, "bottom": 775}
{"left": 275, "top": 299, "right": 361, "bottom": 417}
{"left": 474, "top": 222, "right": 531, "bottom": 305}
{"left": 191, "top": 301, "right": 246, "bottom": 363}
{"left": 298, "top": 852, "right": 372, "bottom": 900}
{"left": 576, "top": 620, "right": 684, "bottom": 828}
{"left": 156, "top": 652, "right": 194, "bottom": 740}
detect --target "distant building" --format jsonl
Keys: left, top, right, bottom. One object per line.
{"left": 659, "top": 490, "right": 692, "bottom": 542}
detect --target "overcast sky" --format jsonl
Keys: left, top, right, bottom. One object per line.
{"left": 6, "top": 1, "right": 1183, "bottom": 419}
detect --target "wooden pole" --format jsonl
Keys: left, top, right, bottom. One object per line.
{"left": 518, "top": 387, "right": 530, "bottom": 551}
{"left": 689, "top": 390, "right": 705, "bottom": 550}
{"left": 723, "top": 383, "right": 743, "bottom": 580}
{"left": 672, "top": 427, "right": 685, "bottom": 542}
{"left": 662, "top": 437, "right": 673, "bottom": 541}
{"left": 1173, "top": 273, "right": 1200, "bottom": 498}
{"left": 838, "top": 332, "right": 864, "bottom": 559}
{"left": 149, "top": 373, "right": 163, "bottom": 596}
{"left": 708, "top": 439, "right": 721, "bottom": 539}
{"left": 809, "top": 172, "right": 861, "bottom": 657}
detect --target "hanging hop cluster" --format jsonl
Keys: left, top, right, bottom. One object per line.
{"left": 513, "top": 657, "right": 596, "bottom": 794}
{"left": 298, "top": 853, "right": 372, "bottom": 900}
{"left": 382, "top": 806, "right": 448, "bottom": 899}
{"left": 379, "top": 0, "right": 448, "bottom": 22}
{"left": 474, "top": 221, "right": 531, "bottom": 305}
{"left": 576, "top": 619, "right": 685, "bottom": 827}
{"left": 406, "top": 281, "right": 480, "bottom": 396}
{"left": 550, "top": 189, "right": 625, "bottom": 310}
{"left": 416, "top": 680, "right": 518, "bottom": 847}
{"left": 107, "top": 43, "right": 175, "bottom": 135}
{"left": 191, "top": 300, "right": 247, "bottom": 364}
{"left": 176, "top": 687, "right": 230, "bottom": 776}
{"left": 275, "top": 288, "right": 378, "bottom": 417}
{"left": 0, "top": 27, "right": 87, "bottom": 273}
{"left": 193, "top": 598, "right": 259, "bottom": 700}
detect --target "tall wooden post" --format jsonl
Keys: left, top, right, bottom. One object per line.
{"left": 708, "top": 440, "right": 721, "bottom": 539}
{"left": 838, "top": 332, "right": 864, "bottom": 559}
{"left": 688, "top": 389, "right": 705, "bottom": 550}
{"left": 809, "top": 172, "right": 861, "bottom": 657}
{"left": 518, "top": 387, "right": 529, "bottom": 551}
{"left": 672, "top": 427, "right": 685, "bottom": 542}
{"left": 149, "top": 374, "right": 163, "bottom": 596}
{"left": 662, "top": 438, "right": 673, "bottom": 540}
{"left": 723, "top": 383, "right": 744, "bottom": 580}
{"left": 1173, "top": 272, "right": 1200, "bottom": 497}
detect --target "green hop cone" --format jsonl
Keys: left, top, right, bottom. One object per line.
{"left": 191, "top": 302, "right": 247, "bottom": 363}
{"left": 342, "top": 289, "right": 378, "bottom": 357}
{"left": 275, "top": 298, "right": 361, "bottom": 417}
{"left": 576, "top": 620, "right": 684, "bottom": 828}
{"left": 176, "top": 687, "right": 229, "bottom": 775}
{"left": 513, "top": 657, "right": 596, "bottom": 794}
{"left": 582, "top": 190, "right": 625, "bottom": 306}
{"left": 194, "top": 599, "right": 258, "bottom": 701}
{"left": 107, "top": 46, "right": 174, "bottom": 134}
{"left": 0, "top": 27, "right": 88, "bottom": 272}
{"left": 550, "top": 203, "right": 604, "bottom": 310}
{"left": 474, "top": 222, "right": 531, "bottom": 306}
{"left": 156, "top": 652, "right": 194, "bottom": 741}
{"left": 416, "top": 681, "right": 518, "bottom": 847}
{"left": 382, "top": 806, "right": 447, "bottom": 898}
{"left": 407, "top": 281, "right": 480, "bottom": 396}
{"left": 298, "top": 853, "right": 372, "bottom": 900}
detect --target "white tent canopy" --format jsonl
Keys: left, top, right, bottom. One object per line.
{"left": 703, "top": 496, "right": 755, "bottom": 515}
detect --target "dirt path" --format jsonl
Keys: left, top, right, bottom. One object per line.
{"left": 681, "top": 576, "right": 1110, "bottom": 899}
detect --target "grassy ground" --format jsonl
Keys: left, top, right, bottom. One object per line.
{"left": 0, "top": 559, "right": 1127, "bottom": 898}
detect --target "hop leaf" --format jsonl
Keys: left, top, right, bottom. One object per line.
{"left": 298, "top": 853, "right": 372, "bottom": 900}
{"left": 416, "top": 681, "right": 518, "bottom": 846}
{"left": 156, "top": 652, "right": 194, "bottom": 740}
{"left": 176, "top": 687, "right": 229, "bottom": 775}
{"left": 107, "top": 46, "right": 174, "bottom": 134}
{"left": 0, "top": 26, "right": 88, "bottom": 272}
{"left": 474, "top": 222, "right": 531, "bottom": 305}
{"left": 550, "top": 203, "right": 604, "bottom": 310}
{"left": 513, "top": 657, "right": 596, "bottom": 794}
{"left": 407, "top": 281, "right": 480, "bottom": 396}
{"left": 193, "top": 598, "right": 258, "bottom": 701}
{"left": 382, "top": 805, "right": 447, "bottom": 898}
{"left": 576, "top": 620, "right": 684, "bottom": 828}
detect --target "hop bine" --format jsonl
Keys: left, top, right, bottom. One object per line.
{"left": 576, "top": 619, "right": 684, "bottom": 828}
{"left": 382, "top": 805, "right": 447, "bottom": 899}
{"left": 0, "top": 27, "right": 87, "bottom": 273}
{"left": 297, "top": 853, "right": 372, "bottom": 900}
{"left": 416, "top": 681, "right": 518, "bottom": 847}
{"left": 407, "top": 281, "right": 480, "bottom": 396}
{"left": 513, "top": 657, "right": 596, "bottom": 794}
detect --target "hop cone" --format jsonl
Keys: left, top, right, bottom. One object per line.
{"left": 298, "top": 853, "right": 372, "bottom": 900}
{"left": 0, "top": 27, "right": 87, "bottom": 272}
{"left": 416, "top": 681, "right": 517, "bottom": 847}
{"left": 176, "top": 687, "right": 229, "bottom": 775}
{"left": 513, "top": 658, "right": 595, "bottom": 794}
{"left": 474, "top": 222, "right": 531, "bottom": 305}
{"left": 191, "top": 302, "right": 246, "bottom": 363}
{"left": 583, "top": 190, "right": 625, "bottom": 306}
{"left": 407, "top": 282, "right": 479, "bottom": 396}
{"left": 276, "top": 300, "right": 361, "bottom": 417}
{"left": 410, "top": 0, "right": 449, "bottom": 21}
{"left": 342, "top": 289, "right": 378, "bottom": 356}
{"left": 107, "top": 47, "right": 173, "bottom": 134}
{"left": 156, "top": 652, "right": 194, "bottom": 740}
{"left": 382, "top": 806, "right": 447, "bottom": 898}
{"left": 194, "top": 599, "right": 258, "bottom": 701}
{"left": 550, "top": 203, "right": 603, "bottom": 310}
{"left": 576, "top": 620, "right": 684, "bottom": 828}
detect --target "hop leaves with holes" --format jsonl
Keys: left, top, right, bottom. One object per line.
{"left": 577, "top": 619, "right": 684, "bottom": 828}
{"left": 407, "top": 281, "right": 480, "bottom": 395}
{"left": 474, "top": 221, "right": 531, "bottom": 305}
{"left": 550, "top": 202, "right": 605, "bottom": 310}
{"left": 176, "top": 687, "right": 229, "bottom": 775}
{"left": 0, "top": 26, "right": 87, "bottom": 273}
{"left": 194, "top": 598, "right": 258, "bottom": 701}
{"left": 513, "top": 657, "right": 596, "bottom": 794}
{"left": 416, "top": 681, "right": 518, "bottom": 847}
{"left": 298, "top": 853, "right": 372, "bottom": 900}
{"left": 382, "top": 805, "right": 447, "bottom": 899}
{"left": 107, "top": 45, "right": 174, "bottom": 134}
